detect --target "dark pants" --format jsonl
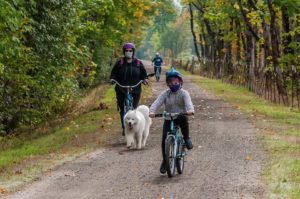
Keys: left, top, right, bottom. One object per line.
{"left": 161, "top": 115, "right": 189, "bottom": 163}
{"left": 116, "top": 91, "right": 141, "bottom": 129}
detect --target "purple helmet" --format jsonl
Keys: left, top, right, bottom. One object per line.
{"left": 122, "top": 42, "right": 135, "bottom": 57}
{"left": 122, "top": 43, "right": 135, "bottom": 50}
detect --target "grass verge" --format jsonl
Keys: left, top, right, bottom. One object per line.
{"left": 0, "top": 82, "right": 153, "bottom": 193}
{"left": 189, "top": 74, "right": 299, "bottom": 199}
{"left": 0, "top": 84, "right": 120, "bottom": 192}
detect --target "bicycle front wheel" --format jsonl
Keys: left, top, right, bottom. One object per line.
{"left": 165, "top": 136, "right": 176, "bottom": 178}
{"left": 176, "top": 139, "right": 185, "bottom": 174}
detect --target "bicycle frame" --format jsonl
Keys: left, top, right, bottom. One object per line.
{"left": 155, "top": 111, "right": 187, "bottom": 177}
{"left": 163, "top": 112, "right": 185, "bottom": 159}
{"left": 111, "top": 79, "right": 144, "bottom": 112}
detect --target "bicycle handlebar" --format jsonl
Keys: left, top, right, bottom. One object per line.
{"left": 110, "top": 73, "right": 155, "bottom": 88}
{"left": 154, "top": 112, "right": 193, "bottom": 118}
{"left": 110, "top": 79, "right": 144, "bottom": 89}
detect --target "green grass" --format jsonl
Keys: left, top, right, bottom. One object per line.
{"left": 0, "top": 85, "right": 119, "bottom": 190}
{"left": 187, "top": 74, "right": 300, "bottom": 199}
{"left": 0, "top": 82, "right": 154, "bottom": 191}
{"left": 190, "top": 76, "right": 300, "bottom": 125}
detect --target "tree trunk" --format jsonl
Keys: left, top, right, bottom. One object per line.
{"left": 250, "top": 36, "right": 256, "bottom": 91}
{"left": 189, "top": 3, "right": 201, "bottom": 63}
{"left": 267, "top": 0, "right": 289, "bottom": 105}
{"left": 281, "top": 6, "right": 292, "bottom": 54}
{"left": 237, "top": 0, "right": 260, "bottom": 41}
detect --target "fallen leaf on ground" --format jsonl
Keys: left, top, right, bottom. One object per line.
{"left": 246, "top": 155, "right": 253, "bottom": 161}
{"left": 64, "top": 172, "right": 76, "bottom": 177}
{"left": 0, "top": 188, "right": 6, "bottom": 194}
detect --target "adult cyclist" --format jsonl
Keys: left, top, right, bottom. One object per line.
{"left": 152, "top": 52, "right": 163, "bottom": 81}
{"left": 110, "top": 43, "right": 149, "bottom": 136}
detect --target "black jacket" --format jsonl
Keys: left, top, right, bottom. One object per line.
{"left": 110, "top": 58, "right": 147, "bottom": 94}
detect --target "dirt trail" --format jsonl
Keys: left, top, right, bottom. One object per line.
{"left": 3, "top": 63, "right": 266, "bottom": 199}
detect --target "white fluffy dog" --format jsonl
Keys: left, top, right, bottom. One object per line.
{"left": 124, "top": 105, "right": 152, "bottom": 149}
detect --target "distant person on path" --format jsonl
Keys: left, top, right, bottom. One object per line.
{"left": 152, "top": 52, "right": 163, "bottom": 80}
{"left": 110, "top": 43, "right": 148, "bottom": 136}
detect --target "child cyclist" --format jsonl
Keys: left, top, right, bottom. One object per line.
{"left": 149, "top": 67, "right": 194, "bottom": 174}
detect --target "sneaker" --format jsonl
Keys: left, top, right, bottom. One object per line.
{"left": 184, "top": 138, "right": 193, "bottom": 150}
{"left": 160, "top": 161, "right": 166, "bottom": 174}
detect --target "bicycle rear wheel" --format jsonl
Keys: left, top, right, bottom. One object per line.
{"left": 176, "top": 138, "right": 185, "bottom": 174}
{"left": 156, "top": 75, "right": 160, "bottom": 81}
{"left": 165, "top": 136, "right": 176, "bottom": 177}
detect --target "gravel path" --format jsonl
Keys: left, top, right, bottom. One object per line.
{"left": 3, "top": 64, "right": 266, "bottom": 199}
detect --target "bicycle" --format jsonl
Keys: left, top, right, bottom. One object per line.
{"left": 154, "top": 111, "right": 189, "bottom": 178}
{"left": 154, "top": 65, "right": 161, "bottom": 82}
{"left": 111, "top": 73, "right": 155, "bottom": 124}
{"left": 110, "top": 79, "right": 144, "bottom": 114}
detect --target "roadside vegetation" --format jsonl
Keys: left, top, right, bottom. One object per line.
{"left": 0, "top": 83, "right": 152, "bottom": 193}
{"left": 0, "top": 85, "right": 115, "bottom": 191}
{"left": 189, "top": 74, "right": 300, "bottom": 199}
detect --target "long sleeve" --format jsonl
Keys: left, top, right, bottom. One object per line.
{"left": 150, "top": 91, "right": 167, "bottom": 113}
{"left": 183, "top": 90, "right": 194, "bottom": 112}
{"left": 139, "top": 61, "right": 148, "bottom": 80}
{"left": 110, "top": 60, "right": 120, "bottom": 80}
{"left": 150, "top": 89, "right": 194, "bottom": 114}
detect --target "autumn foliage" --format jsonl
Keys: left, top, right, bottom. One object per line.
{"left": 0, "top": 0, "right": 169, "bottom": 134}
{"left": 185, "top": 0, "right": 300, "bottom": 108}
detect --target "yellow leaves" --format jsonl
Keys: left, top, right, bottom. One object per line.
{"left": 233, "top": 3, "right": 240, "bottom": 10}
{"left": 133, "top": 10, "right": 144, "bottom": 19}
{"left": 215, "top": 0, "right": 225, "bottom": 6}
{"left": 143, "top": 5, "right": 151, "bottom": 11}
{"left": 247, "top": 11, "right": 262, "bottom": 26}
{"left": 116, "top": 15, "right": 126, "bottom": 26}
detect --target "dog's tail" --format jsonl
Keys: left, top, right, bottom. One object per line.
{"left": 136, "top": 105, "right": 152, "bottom": 125}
